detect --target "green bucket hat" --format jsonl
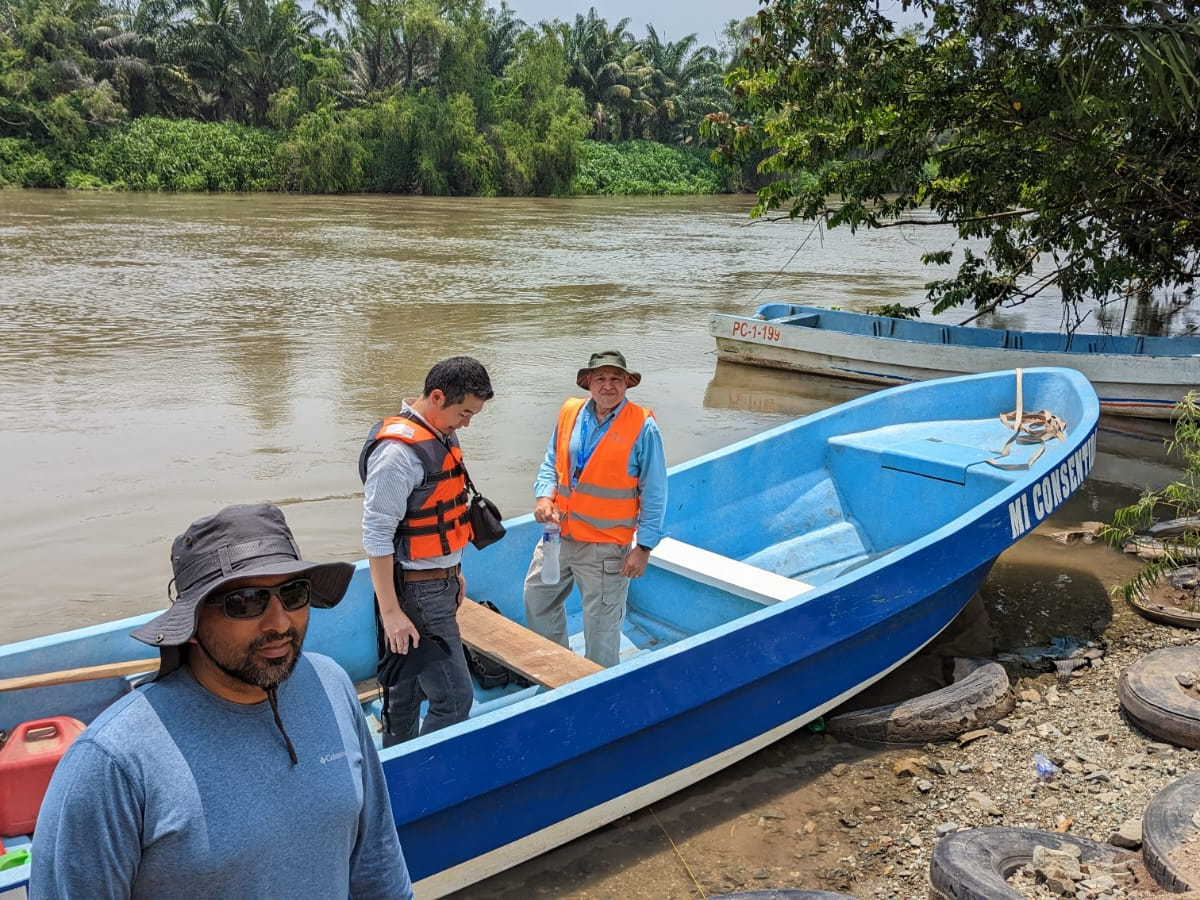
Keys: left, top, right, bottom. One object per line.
{"left": 576, "top": 350, "right": 642, "bottom": 389}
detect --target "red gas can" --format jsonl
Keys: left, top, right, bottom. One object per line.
{"left": 0, "top": 717, "right": 86, "bottom": 837}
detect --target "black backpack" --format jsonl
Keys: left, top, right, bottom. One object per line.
{"left": 462, "top": 601, "right": 533, "bottom": 690}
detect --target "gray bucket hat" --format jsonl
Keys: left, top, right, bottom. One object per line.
{"left": 576, "top": 350, "right": 642, "bottom": 389}
{"left": 131, "top": 503, "right": 354, "bottom": 676}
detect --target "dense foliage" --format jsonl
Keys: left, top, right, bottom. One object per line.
{"left": 0, "top": 0, "right": 748, "bottom": 194}
{"left": 708, "top": 0, "right": 1200, "bottom": 325}
{"left": 81, "top": 117, "right": 280, "bottom": 190}
{"left": 1104, "top": 392, "right": 1200, "bottom": 605}
{"left": 572, "top": 140, "right": 732, "bottom": 195}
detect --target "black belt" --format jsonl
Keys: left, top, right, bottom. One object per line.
{"left": 400, "top": 564, "right": 461, "bottom": 583}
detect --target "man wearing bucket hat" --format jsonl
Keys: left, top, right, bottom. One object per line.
{"left": 30, "top": 503, "right": 412, "bottom": 900}
{"left": 523, "top": 350, "right": 667, "bottom": 667}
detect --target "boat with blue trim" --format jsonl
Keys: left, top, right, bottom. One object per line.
{"left": 0, "top": 367, "right": 1100, "bottom": 897}
{"left": 711, "top": 303, "right": 1200, "bottom": 419}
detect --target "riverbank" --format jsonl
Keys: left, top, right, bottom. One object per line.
{"left": 0, "top": 128, "right": 735, "bottom": 196}
{"left": 462, "top": 587, "right": 1200, "bottom": 898}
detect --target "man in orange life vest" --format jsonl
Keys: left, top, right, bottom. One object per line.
{"left": 523, "top": 351, "right": 667, "bottom": 667}
{"left": 360, "top": 356, "right": 494, "bottom": 745}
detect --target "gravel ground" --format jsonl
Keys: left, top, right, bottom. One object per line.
{"left": 841, "top": 604, "right": 1200, "bottom": 900}
{"left": 464, "top": 584, "right": 1200, "bottom": 900}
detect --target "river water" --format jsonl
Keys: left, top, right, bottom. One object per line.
{"left": 0, "top": 189, "right": 1178, "bottom": 649}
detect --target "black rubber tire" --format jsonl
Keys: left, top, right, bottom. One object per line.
{"left": 1117, "top": 646, "right": 1200, "bottom": 750}
{"left": 1127, "top": 568, "right": 1200, "bottom": 629}
{"left": 826, "top": 657, "right": 1014, "bottom": 746}
{"left": 1128, "top": 593, "right": 1200, "bottom": 629}
{"left": 929, "top": 827, "right": 1134, "bottom": 900}
{"left": 1143, "top": 771, "right": 1200, "bottom": 892}
{"left": 709, "top": 892, "right": 858, "bottom": 899}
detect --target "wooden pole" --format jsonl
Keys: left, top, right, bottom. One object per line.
{"left": 0, "top": 659, "right": 159, "bottom": 693}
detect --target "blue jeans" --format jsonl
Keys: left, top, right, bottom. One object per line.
{"left": 381, "top": 574, "right": 474, "bottom": 746}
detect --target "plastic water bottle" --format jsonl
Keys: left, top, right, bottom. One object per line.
{"left": 540, "top": 522, "right": 561, "bottom": 584}
{"left": 1034, "top": 753, "right": 1058, "bottom": 781}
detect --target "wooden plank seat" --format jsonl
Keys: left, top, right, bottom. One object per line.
{"left": 648, "top": 537, "right": 815, "bottom": 605}
{"left": 458, "top": 598, "right": 603, "bottom": 689}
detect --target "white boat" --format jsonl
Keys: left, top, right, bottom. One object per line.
{"left": 711, "top": 303, "right": 1200, "bottom": 419}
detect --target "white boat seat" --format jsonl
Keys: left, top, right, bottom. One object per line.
{"left": 649, "top": 538, "right": 815, "bottom": 605}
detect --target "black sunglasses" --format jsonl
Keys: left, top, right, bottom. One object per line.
{"left": 207, "top": 578, "right": 311, "bottom": 619}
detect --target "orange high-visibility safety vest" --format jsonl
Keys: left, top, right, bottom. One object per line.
{"left": 553, "top": 398, "right": 653, "bottom": 544}
{"left": 359, "top": 413, "right": 471, "bottom": 558}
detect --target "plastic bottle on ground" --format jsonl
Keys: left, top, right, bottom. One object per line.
{"left": 1034, "top": 753, "right": 1058, "bottom": 781}
{"left": 540, "top": 521, "right": 561, "bottom": 584}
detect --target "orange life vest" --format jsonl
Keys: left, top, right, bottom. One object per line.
{"left": 359, "top": 412, "right": 471, "bottom": 558}
{"left": 553, "top": 398, "right": 652, "bottom": 544}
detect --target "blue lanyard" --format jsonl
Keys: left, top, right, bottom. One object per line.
{"left": 573, "top": 406, "right": 615, "bottom": 485}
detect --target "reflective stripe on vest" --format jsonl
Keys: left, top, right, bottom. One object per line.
{"left": 553, "top": 398, "right": 651, "bottom": 544}
{"left": 359, "top": 413, "right": 471, "bottom": 559}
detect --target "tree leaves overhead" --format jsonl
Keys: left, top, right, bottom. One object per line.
{"left": 709, "top": 0, "right": 1200, "bottom": 324}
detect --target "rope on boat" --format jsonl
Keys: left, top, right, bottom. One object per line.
{"left": 986, "top": 368, "right": 1067, "bottom": 470}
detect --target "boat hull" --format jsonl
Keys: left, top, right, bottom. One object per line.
{"left": 711, "top": 305, "right": 1200, "bottom": 419}
{"left": 396, "top": 555, "right": 997, "bottom": 896}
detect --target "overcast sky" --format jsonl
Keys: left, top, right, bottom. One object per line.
{"left": 497, "top": 0, "right": 759, "bottom": 45}
{"left": 495, "top": 1, "right": 925, "bottom": 46}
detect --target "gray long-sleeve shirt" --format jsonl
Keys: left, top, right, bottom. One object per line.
{"left": 362, "top": 400, "right": 461, "bottom": 568}
{"left": 30, "top": 654, "right": 411, "bottom": 900}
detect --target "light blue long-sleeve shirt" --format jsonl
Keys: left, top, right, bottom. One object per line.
{"left": 534, "top": 397, "right": 667, "bottom": 549}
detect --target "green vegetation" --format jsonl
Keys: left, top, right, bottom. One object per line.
{"left": 708, "top": 0, "right": 1200, "bottom": 324}
{"left": 572, "top": 140, "right": 732, "bottom": 195}
{"left": 82, "top": 118, "right": 281, "bottom": 191}
{"left": 1104, "top": 393, "right": 1200, "bottom": 606}
{"left": 0, "top": 0, "right": 751, "bottom": 195}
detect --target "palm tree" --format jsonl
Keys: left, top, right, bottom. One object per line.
{"left": 172, "top": 0, "right": 321, "bottom": 124}
{"left": 323, "top": 0, "right": 449, "bottom": 99}
{"left": 636, "top": 24, "right": 723, "bottom": 143}
{"left": 481, "top": 0, "right": 522, "bottom": 76}
{"left": 231, "top": 0, "right": 322, "bottom": 124}
{"left": 560, "top": 8, "right": 638, "bottom": 140}
{"left": 90, "top": 0, "right": 195, "bottom": 118}
{"left": 173, "top": 0, "right": 241, "bottom": 119}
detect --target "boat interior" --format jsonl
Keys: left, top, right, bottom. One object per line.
{"left": 438, "top": 411, "right": 1049, "bottom": 725}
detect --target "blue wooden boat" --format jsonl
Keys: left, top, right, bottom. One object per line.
{"left": 0, "top": 368, "right": 1100, "bottom": 897}
{"left": 711, "top": 302, "right": 1200, "bottom": 419}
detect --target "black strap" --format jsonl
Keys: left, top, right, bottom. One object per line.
{"left": 409, "top": 415, "right": 489, "bottom": 555}
{"left": 426, "top": 422, "right": 480, "bottom": 500}
{"left": 420, "top": 465, "right": 464, "bottom": 486}
{"left": 458, "top": 457, "right": 480, "bottom": 498}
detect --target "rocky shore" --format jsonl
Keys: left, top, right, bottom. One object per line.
{"left": 836, "top": 604, "right": 1200, "bottom": 900}
{"left": 471, "top": 589, "right": 1200, "bottom": 900}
